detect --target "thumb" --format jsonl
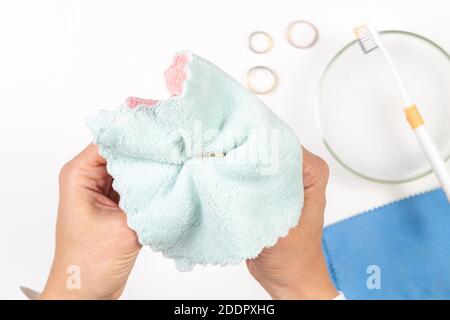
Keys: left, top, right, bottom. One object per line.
{"left": 70, "top": 144, "right": 107, "bottom": 168}
{"left": 299, "top": 148, "right": 329, "bottom": 233}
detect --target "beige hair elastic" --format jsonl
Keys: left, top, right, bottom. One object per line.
{"left": 246, "top": 66, "right": 278, "bottom": 95}
{"left": 248, "top": 31, "right": 273, "bottom": 54}
{"left": 286, "top": 20, "right": 319, "bottom": 49}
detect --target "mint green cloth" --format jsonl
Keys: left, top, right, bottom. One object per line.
{"left": 87, "top": 52, "right": 303, "bottom": 271}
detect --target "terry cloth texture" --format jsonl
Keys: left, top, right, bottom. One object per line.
{"left": 87, "top": 51, "right": 303, "bottom": 271}
{"left": 323, "top": 188, "right": 450, "bottom": 299}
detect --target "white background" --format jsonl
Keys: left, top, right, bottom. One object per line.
{"left": 0, "top": 0, "right": 449, "bottom": 299}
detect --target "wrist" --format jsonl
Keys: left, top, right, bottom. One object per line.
{"left": 270, "top": 278, "right": 338, "bottom": 300}
{"left": 39, "top": 276, "right": 120, "bottom": 300}
{"left": 39, "top": 262, "right": 120, "bottom": 300}
{"left": 39, "top": 269, "right": 90, "bottom": 300}
{"left": 266, "top": 251, "right": 338, "bottom": 300}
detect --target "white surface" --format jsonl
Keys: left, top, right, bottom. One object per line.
{"left": 0, "top": 0, "right": 449, "bottom": 300}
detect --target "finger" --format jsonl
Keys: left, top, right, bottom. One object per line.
{"left": 299, "top": 148, "right": 329, "bottom": 232}
{"left": 71, "top": 143, "right": 107, "bottom": 168}
{"left": 61, "top": 144, "right": 112, "bottom": 196}
{"left": 107, "top": 180, "right": 121, "bottom": 204}
{"left": 302, "top": 147, "right": 329, "bottom": 191}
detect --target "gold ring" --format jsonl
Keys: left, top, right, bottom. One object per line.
{"left": 286, "top": 20, "right": 319, "bottom": 49}
{"left": 246, "top": 66, "right": 278, "bottom": 95}
{"left": 248, "top": 31, "right": 273, "bottom": 54}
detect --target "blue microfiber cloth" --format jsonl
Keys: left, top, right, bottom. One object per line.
{"left": 87, "top": 51, "right": 303, "bottom": 271}
{"left": 323, "top": 189, "right": 450, "bottom": 299}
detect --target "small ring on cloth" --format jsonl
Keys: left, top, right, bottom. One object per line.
{"left": 286, "top": 20, "right": 319, "bottom": 49}
{"left": 246, "top": 66, "right": 278, "bottom": 95}
{"left": 196, "top": 152, "right": 226, "bottom": 159}
{"left": 248, "top": 31, "right": 273, "bottom": 54}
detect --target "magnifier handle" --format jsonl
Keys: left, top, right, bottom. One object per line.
{"left": 406, "top": 105, "right": 450, "bottom": 202}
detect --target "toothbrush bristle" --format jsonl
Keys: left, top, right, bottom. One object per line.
{"left": 354, "top": 25, "right": 378, "bottom": 54}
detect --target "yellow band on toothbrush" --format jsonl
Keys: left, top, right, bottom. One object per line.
{"left": 405, "top": 105, "right": 424, "bottom": 129}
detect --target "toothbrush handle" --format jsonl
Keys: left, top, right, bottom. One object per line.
{"left": 406, "top": 106, "right": 450, "bottom": 202}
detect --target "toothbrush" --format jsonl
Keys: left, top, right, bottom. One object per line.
{"left": 354, "top": 24, "right": 450, "bottom": 202}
